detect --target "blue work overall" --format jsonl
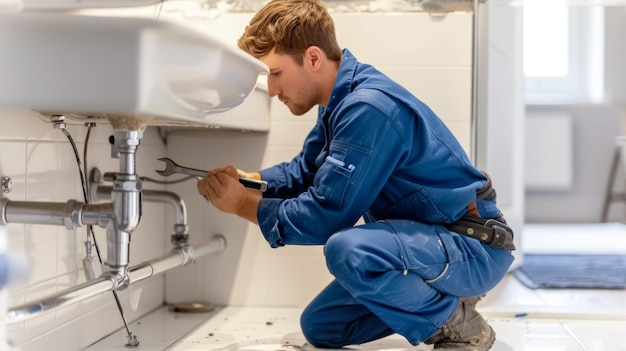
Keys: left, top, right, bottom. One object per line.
{"left": 256, "top": 49, "right": 515, "bottom": 347}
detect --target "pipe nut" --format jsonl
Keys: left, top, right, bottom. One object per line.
{"left": 63, "top": 200, "right": 84, "bottom": 229}
{"left": 1, "top": 176, "right": 12, "bottom": 193}
{"left": 113, "top": 179, "right": 142, "bottom": 192}
{"left": 173, "top": 224, "right": 188, "bottom": 235}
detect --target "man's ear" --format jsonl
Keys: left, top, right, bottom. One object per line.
{"left": 304, "top": 46, "right": 324, "bottom": 71}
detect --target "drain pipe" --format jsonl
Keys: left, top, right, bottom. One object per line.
{"left": 0, "top": 199, "right": 114, "bottom": 228}
{"left": 106, "top": 130, "right": 143, "bottom": 288}
{"left": 90, "top": 173, "right": 190, "bottom": 247}
{"left": 4, "top": 234, "right": 225, "bottom": 323}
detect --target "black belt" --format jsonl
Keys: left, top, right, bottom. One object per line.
{"left": 446, "top": 216, "right": 516, "bottom": 250}
{"left": 477, "top": 171, "right": 496, "bottom": 201}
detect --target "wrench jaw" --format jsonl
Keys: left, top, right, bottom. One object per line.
{"left": 155, "top": 158, "right": 176, "bottom": 177}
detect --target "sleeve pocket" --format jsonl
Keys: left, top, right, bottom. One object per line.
{"left": 314, "top": 152, "right": 355, "bottom": 209}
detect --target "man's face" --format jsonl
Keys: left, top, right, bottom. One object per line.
{"left": 260, "top": 49, "right": 321, "bottom": 116}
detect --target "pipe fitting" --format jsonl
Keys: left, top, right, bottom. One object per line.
{"left": 182, "top": 245, "right": 195, "bottom": 266}
{"left": 50, "top": 115, "right": 66, "bottom": 130}
{"left": 171, "top": 233, "right": 189, "bottom": 248}
{"left": 106, "top": 226, "right": 131, "bottom": 281}
{"left": 114, "top": 130, "right": 142, "bottom": 147}
{"left": 0, "top": 197, "right": 8, "bottom": 225}
{"left": 90, "top": 182, "right": 190, "bottom": 240}
{"left": 102, "top": 268, "right": 130, "bottom": 291}
{"left": 173, "top": 223, "right": 188, "bottom": 235}
{"left": 63, "top": 199, "right": 84, "bottom": 229}
{"left": 82, "top": 203, "right": 115, "bottom": 228}
{"left": 1, "top": 176, "right": 12, "bottom": 194}
{"left": 111, "top": 183, "right": 142, "bottom": 232}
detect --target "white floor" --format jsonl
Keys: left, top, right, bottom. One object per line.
{"left": 87, "top": 223, "right": 626, "bottom": 351}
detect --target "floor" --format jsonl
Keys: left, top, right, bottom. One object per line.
{"left": 87, "top": 223, "right": 626, "bottom": 351}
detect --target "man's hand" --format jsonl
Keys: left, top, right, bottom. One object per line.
{"left": 197, "top": 165, "right": 261, "bottom": 224}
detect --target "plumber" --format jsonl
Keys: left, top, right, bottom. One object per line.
{"left": 197, "top": 1, "right": 515, "bottom": 350}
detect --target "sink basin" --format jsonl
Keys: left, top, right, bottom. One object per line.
{"left": 0, "top": 12, "right": 269, "bottom": 128}
{"left": 20, "top": 0, "right": 161, "bottom": 10}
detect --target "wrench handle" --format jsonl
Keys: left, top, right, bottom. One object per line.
{"left": 178, "top": 167, "right": 210, "bottom": 178}
{"left": 238, "top": 177, "right": 268, "bottom": 192}
{"left": 178, "top": 164, "right": 267, "bottom": 192}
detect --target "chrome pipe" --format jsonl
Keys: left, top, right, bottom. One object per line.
{"left": 129, "top": 235, "right": 226, "bottom": 281}
{"left": 93, "top": 186, "right": 188, "bottom": 234}
{"left": 110, "top": 131, "right": 142, "bottom": 233}
{"left": 105, "top": 226, "right": 131, "bottom": 285}
{"left": 4, "top": 235, "right": 226, "bottom": 324}
{"left": 105, "top": 131, "right": 143, "bottom": 283}
{"left": 139, "top": 190, "right": 188, "bottom": 232}
{"left": 0, "top": 198, "right": 113, "bottom": 228}
{"left": 193, "top": 235, "right": 227, "bottom": 258}
{"left": 5, "top": 275, "right": 118, "bottom": 323}
{"left": 114, "top": 130, "right": 142, "bottom": 176}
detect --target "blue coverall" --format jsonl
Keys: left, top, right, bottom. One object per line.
{"left": 257, "top": 49, "right": 514, "bottom": 347}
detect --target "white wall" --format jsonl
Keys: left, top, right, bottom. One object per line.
{"left": 0, "top": 8, "right": 477, "bottom": 350}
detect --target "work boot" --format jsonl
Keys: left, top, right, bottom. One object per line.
{"left": 424, "top": 300, "right": 495, "bottom": 350}
{"left": 461, "top": 294, "right": 485, "bottom": 308}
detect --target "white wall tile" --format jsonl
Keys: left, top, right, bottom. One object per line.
{"left": 25, "top": 225, "right": 58, "bottom": 285}
{"left": 334, "top": 13, "right": 472, "bottom": 67}
{"left": 266, "top": 102, "right": 317, "bottom": 147}
{"left": 79, "top": 302, "right": 124, "bottom": 349}
{"left": 26, "top": 113, "right": 69, "bottom": 143}
{"left": 57, "top": 228, "right": 80, "bottom": 277}
{"left": 23, "top": 301, "right": 56, "bottom": 341}
{"left": 54, "top": 316, "right": 83, "bottom": 351}
{"left": 54, "top": 274, "right": 82, "bottom": 327}
{"left": 19, "top": 330, "right": 55, "bottom": 351}
{"left": 0, "top": 110, "right": 28, "bottom": 140}
{"left": 5, "top": 321, "right": 25, "bottom": 348}
{"left": 0, "top": 141, "right": 27, "bottom": 197}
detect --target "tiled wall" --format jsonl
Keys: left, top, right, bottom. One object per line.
{"left": 0, "top": 9, "right": 473, "bottom": 351}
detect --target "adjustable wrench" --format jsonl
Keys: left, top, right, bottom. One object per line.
{"left": 155, "top": 157, "right": 267, "bottom": 192}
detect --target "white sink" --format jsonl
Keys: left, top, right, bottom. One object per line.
{"left": 0, "top": 12, "right": 269, "bottom": 129}
{"left": 19, "top": 0, "right": 161, "bottom": 10}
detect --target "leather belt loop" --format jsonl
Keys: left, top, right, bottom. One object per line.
{"left": 477, "top": 171, "right": 496, "bottom": 201}
{"left": 465, "top": 171, "right": 495, "bottom": 217}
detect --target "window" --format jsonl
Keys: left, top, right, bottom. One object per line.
{"left": 523, "top": 1, "right": 604, "bottom": 104}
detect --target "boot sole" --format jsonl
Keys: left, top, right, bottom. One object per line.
{"left": 433, "top": 325, "right": 495, "bottom": 351}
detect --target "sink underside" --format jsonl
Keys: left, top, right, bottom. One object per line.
{"left": 0, "top": 12, "right": 268, "bottom": 129}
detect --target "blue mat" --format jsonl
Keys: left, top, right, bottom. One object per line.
{"left": 514, "top": 254, "right": 626, "bottom": 289}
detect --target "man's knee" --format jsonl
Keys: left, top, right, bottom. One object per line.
{"left": 323, "top": 231, "right": 363, "bottom": 276}
{"left": 300, "top": 309, "right": 342, "bottom": 348}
